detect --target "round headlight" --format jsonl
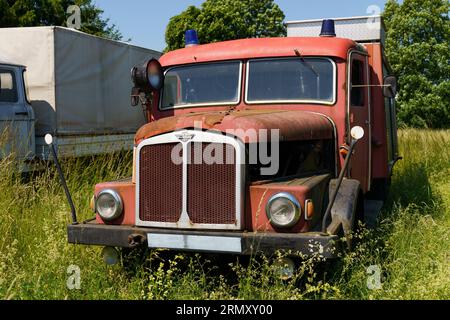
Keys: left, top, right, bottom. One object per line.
{"left": 265, "top": 192, "right": 301, "bottom": 228}
{"left": 96, "top": 189, "right": 123, "bottom": 221}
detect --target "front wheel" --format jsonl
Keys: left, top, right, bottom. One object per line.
{"left": 337, "top": 193, "right": 364, "bottom": 250}
{"left": 366, "top": 178, "right": 391, "bottom": 201}
{"left": 120, "top": 246, "right": 149, "bottom": 274}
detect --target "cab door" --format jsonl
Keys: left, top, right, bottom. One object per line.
{"left": 0, "top": 65, "right": 35, "bottom": 160}
{"left": 348, "top": 53, "right": 371, "bottom": 192}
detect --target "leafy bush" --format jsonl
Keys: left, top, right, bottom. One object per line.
{"left": 164, "top": 0, "right": 286, "bottom": 52}
{"left": 384, "top": 0, "right": 450, "bottom": 128}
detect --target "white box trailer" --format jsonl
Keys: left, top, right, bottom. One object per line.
{"left": 286, "top": 15, "right": 386, "bottom": 45}
{"left": 0, "top": 26, "right": 160, "bottom": 162}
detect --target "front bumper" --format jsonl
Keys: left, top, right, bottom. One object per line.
{"left": 67, "top": 222, "right": 340, "bottom": 258}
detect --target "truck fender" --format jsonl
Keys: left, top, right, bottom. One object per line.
{"left": 326, "top": 178, "right": 361, "bottom": 246}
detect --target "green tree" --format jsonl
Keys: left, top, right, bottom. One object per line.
{"left": 383, "top": 0, "right": 450, "bottom": 128}
{"left": 0, "top": 0, "right": 123, "bottom": 41}
{"left": 164, "top": 0, "right": 286, "bottom": 52}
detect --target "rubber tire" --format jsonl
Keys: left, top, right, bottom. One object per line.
{"left": 366, "top": 178, "right": 391, "bottom": 202}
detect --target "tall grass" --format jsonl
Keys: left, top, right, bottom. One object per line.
{"left": 328, "top": 129, "right": 450, "bottom": 299}
{"left": 0, "top": 129, "right": 449, "bottom": 300}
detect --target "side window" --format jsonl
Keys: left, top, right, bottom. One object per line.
{"left": 350, "top": 59, "right": 366, "bottom": 106}
{"left": 0, "top": 69, "right": 18, "bottom": 103}
{"left": 162, "top": 74, "right": 179, "bottom": 108}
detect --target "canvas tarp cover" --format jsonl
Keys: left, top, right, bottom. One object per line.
{"left": 0, "top": 26, "right": 161, "bottom": 135}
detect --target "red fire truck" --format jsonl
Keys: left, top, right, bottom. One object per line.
{"left": 59, "top": 16, "right": 399, "bottom": 261}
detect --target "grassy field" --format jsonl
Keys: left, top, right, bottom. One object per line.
{"left": 0, "top": 129, "right": 449, "bottom": 300}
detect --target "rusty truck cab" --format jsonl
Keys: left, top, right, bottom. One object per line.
{"left": 68, "top": 17, "right": 398, "bottom": 259}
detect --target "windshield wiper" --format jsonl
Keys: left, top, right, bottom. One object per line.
{"left": 294, "top": 49, "right": 319, "bottom": 77}
{"left": 294, "top": 48, "right": 321, "bottom": 98}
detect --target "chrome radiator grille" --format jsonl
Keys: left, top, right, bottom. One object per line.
{"left": 136, "top": 131, "right": 243, "bottom": 230}
{"left": 187, "top": 143, "right": 236, "bottom": 225}
{"left": 139, "top": 143, "right": 182, "bottom": 223}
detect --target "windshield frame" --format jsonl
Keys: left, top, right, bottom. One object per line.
{"left": 159, "top": 60, "right": 243, "bottom": 110}
{"left": 244, "top": 57, "right": 337, "bottom": 106}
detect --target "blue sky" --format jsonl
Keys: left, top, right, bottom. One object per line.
{"left": 94, "top": 0, "right": 388, "bottom": 51}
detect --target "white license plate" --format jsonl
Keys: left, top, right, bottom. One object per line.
{"left": 147, "top": 233, "right": 242, "bottom": 253}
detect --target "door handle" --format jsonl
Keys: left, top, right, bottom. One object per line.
{"left": 15, "top": 111, "right": 28, "bottom": 116}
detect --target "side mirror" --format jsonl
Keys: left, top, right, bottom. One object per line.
{"left": 44, "top": 133, "right": 53, "bottom": 145}
{"left": 350, "top": 126, "right": 365, "bottom": 141}
{"left": 383, "top": 75, "right": 397, "bottom": 98}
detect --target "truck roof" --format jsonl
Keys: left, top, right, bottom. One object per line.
{"left": 160, "top": 37, "right": 359, "bottom": 67}
{"left": 0, "top": 60, "right": 25, "bottom": 68}
{"left": 1, "top": 26, "right": 162, "bottom": 55}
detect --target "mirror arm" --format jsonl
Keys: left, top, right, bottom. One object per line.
{"left": 351, "top": 84, "right": 392, "bottom": 88}
{"left": 141, "top": 92, "right": 154, "bottom": 122}
{"left": 321, "top": 131, "right": 362, "bottom": 233}
{"left": 322, "top": 139, "right": 356, "bottom": 233}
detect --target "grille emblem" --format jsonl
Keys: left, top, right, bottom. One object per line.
{"left": 175, "top": 131, "right": 195, "bottom": 142}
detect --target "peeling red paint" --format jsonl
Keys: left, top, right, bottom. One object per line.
{"left": 160, "top": 37, "right": 358, "bottom": 67}
{"left": 95, "top": 180, "right": 135, "bottom": 226}
{"left": 135, "top": 109, "right": 333, "bottom": 144}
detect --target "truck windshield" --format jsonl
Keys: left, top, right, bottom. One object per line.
{"left": 246, "top": 58, "right": 335, "bottom": 104}
{"left": 161, "top": 61, "right": 241, "bottom": 109}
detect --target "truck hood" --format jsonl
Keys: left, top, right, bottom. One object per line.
{"left": 135, "top": 110, "right": 334, "bottom": 144}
